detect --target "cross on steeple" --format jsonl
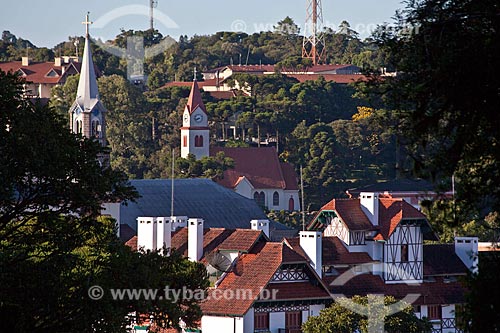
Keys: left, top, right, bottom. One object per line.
{"left": 193, "top": 67, "right": 198, "bottom": 81}
{"left": 82, "top": 12, "right": 93, "bottom": 37}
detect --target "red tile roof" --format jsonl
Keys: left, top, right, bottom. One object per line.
{"left": 423, "top": 244, "right": 468, "bottom": 276}
{"left": 201, "top": 241, "right": 329, "bottom": 316}
{"left": 210, "top": 147, "right": 298, "bottom": 190}
{"left": 125, "top": 235, "right": 138, "bottom": 251}
{"left": 285, "top": 74, "right": 367, "bottom": 84}
{"left": 0, "top": 60, "right": 85, "bottom": 86}
{"left": 286, "top": 236, "right": 373, "bottom": 266}
{"left": 312, "top": 199, "right": 373, "bottom": 231}
{"left": 329, "top": 274, "right": 466, "bottom": 305}
{"left": 170, "top": 228, "right": 264, "bottom": 261}
{"left": 186, "top": 80, "right": 207, "bottom": 115}
{"left": 375, "top": 198, "right": 427, "bottom": 240}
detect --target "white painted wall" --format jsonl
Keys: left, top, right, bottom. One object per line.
{"left": 201, "top": 315, "right": 244, "bottom": 333}
{"left": 137, "top": 217, "right": 156, "bottom": 251}
{"left": 243, "top": 308, "right": 254, "bottom": 333}
{"left": 269, "top": 312, "right": 285, "bottom": 333}
{"left": 309, "top": 304, "right": 324, "bottom": 317}
{"left": 384, "top": 225, "right": 423, "bottom": 283}
{"left": 156, "top": 217, "right": 171, "bottom": 253}
{"left": 234, "top": 177, "right": 254, "bottom": 199}
{"left": 300, "top": 231, "right": 323, "bottom": 277}
{"left": 101, "top": 202, "right": 121, "bottom": 236}
{"left": 455, "top": 237, "right": 479, "bottom": 273}
{"left": 360, "top": 192, "right": 379, "bottom": 226}
{"left": 188, "top": 218, "right": 204, "bottom": 261}
{"left": 250, "top": 219, "right": 270, "bottom": 238}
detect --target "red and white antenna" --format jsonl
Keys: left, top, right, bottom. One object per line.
{"left": 302, "top": 0, "right": 326, "bottom": 65}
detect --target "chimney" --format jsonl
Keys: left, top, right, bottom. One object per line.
{"left": 156, "top": 217, "right": 172, "bottom": 255}
{"left": 250, "top": 219, "right": 270, "bottom": 238}
{"left": 188, "top": 218, "right": 204, "bottom": 261}
{"left": 21, "top": 56, "right": 30, "bottom": 66}
{"left": 455, "top": 237, "right": 479, "bottom": 273}
{"left": 54, "top": 57, "right": 62, "bottom": 67}
{"left": 137, "top": 217, "right": 157, "bottom": 251}
{"left": 360, "top": 192, "right": 379, "bottom": 226}
{"left": 171, "top": 216, "right": 188, "bottom": 231}
{"left": 299, "top": 231, "right": 323, "bottom": 277}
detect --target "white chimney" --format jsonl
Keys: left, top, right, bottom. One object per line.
{"left": 171, "top": 216, "right": 188, "bottom": 231}
{"left": 250, "top": 219, "right": 270, "bottom": 238}
{"left": 54, "top": 57, "right": 62, "bottom": 67}
{"left": 21, "top": 56, "right": 30, "bottom": 66}
{"left": 299, "top": 231, "right": 322, "bottom": 277}
{"left": 137, "top": 217, "right": 157, "bottom": 251}
{"left": 188, "top": 218, "right": 204, "bottom": 262}
{"left": 455, "top": 237, "right": 479, "bottom": 273}
{"left": 156, "top": 217, "right": 172, "bottom": 254}
{"left": 360, "top": 192, "right": 379, "bottom": 226}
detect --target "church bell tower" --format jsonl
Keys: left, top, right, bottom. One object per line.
{"left": 180, "top": 73, "right": 209, "bottom": 160}
{"left": 69, "top": 12, "right": 107, "bottom": 147}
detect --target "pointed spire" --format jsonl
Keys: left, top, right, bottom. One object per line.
{"left": 76, "top": 12, "right": 99, "bottom": 111}
{"left": 186, "top": 80, "right": 206, "bottom": 115}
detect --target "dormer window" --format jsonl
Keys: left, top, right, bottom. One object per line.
{"left": 45, "top": 69, "right": 59, "bottom": 77}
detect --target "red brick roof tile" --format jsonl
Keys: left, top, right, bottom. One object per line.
{"left": 376, "top": 198, "right": 428, "bottom": 240}
{"left": 312, "top": 199, "right": 373, "bottom": 231}
{"left": 186, "top": 80, "right": 207, "bottom": 115}
{"left": 211, "top": 147, "right": 298, "bottom": 190}
{"left": 285, "top": 74, "right": 367, "bottom": 84}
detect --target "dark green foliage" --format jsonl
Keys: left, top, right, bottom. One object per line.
{"left": 0, "top": 71, "right": 209, "bottom": 332}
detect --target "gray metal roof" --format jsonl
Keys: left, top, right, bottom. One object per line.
{"left": 122, "top": 179, "right": 289, "bottom": 231}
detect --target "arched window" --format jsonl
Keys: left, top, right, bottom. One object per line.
{"left": 288, "top": 197, "right": 295, "bottom": 211}
{"left": 195, "top": 135, "right": 204, "bottom": 147}
{"left": 91, "top": 120, "right": 100, "bottom": 138}
{"left": 75, "top": 120, "right": 80, "bottom": 134}
{"left": 183, "top": 135, "right": 188, "bottom": 147}
{"left": 273, "top": 191, "right": 279, "bottom": 206}
{"left": 254, "top": 191, "right": 265, "bottom": 208}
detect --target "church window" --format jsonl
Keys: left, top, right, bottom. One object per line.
{"left": 91, "top": 120, "right": 100, "bottom": 138}
{"left": 289, "top": 197, "right": 295, "bottom": 211}
{"left": 254, "top": 191, "right": 265, "bottom": 207}
{"left": 183, "top": 136, "right": 187, "bottom": 147}
{"left": 273, "top": 191, "right": 279, "bottom": 206}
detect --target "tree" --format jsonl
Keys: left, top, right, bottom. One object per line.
{"left": 0, "top": 71, "right": 209, "bottom": 331}
{"left": 302, "top": 295, "right": 432, "bottom": 333}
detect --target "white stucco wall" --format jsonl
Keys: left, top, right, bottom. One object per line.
{"left": 201, "top": 315, "right": 244, "bottom": 333}
{"left": 269, "top": 312, "right": 285, "bottom": 333}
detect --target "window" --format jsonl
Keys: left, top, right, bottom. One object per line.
{"left": 401, "top": 244, "right": 409, "bottom": 262}
{"left": 91, "top": 120, "right": 100, "bottom": 138}
{"left": 427, "top": 305, "right": 442, "bottom": 320}
{"left": 289, "top": 197, "right": 295, "bottom": 211}
{"left": 273, "top": 191, "right": 279, "bottom": 206}
{"left": 254, "top": 312, "right": 269, "bottom": 330}
{"left": 183, "top": 135, "right": 187, "bottom": 147}
{"left": 254, "top": 191, "right": 265, "bottom": 208}
{"left": 285, "top": 311, "right": 302, "bottom": 333}
{"left": 194, "top": 135, "right": 204, "bottom": 147}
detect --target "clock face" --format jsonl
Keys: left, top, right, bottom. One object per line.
{"left": 183, "top": 113, "right": 189, "bottom": 123}
{"left": 194, "top": 114, "right": 203, "bottom": 123}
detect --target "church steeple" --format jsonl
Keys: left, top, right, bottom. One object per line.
{"left": 180, "top": 77, "right": 209, "bottom": 160}
{"left": 69, "top": 12, "right": 107, "bottom": 147}
{"left": 77, "top": 12, "right": 99, "bottom": 111}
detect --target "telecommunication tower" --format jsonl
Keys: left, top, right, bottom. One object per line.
{"left": 302, "top": 0, "right": 326, "bottom": 65}
{"left": 150, "top": 0, "right": 158, "bottom": 30}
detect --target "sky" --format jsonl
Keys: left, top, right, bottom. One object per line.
{"left": 1, "top": 0, "right": 405, "bottom": 48}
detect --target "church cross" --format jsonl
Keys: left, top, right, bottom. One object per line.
{"left": 82, "top": 12, "right": 93, "bottom": 37}
{"left": 193, "top": 66, "right": 197, "bottom": 81}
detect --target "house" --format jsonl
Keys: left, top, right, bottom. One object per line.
{"left": 0, "top": 56, "right": 84, "bottom": 99}
{"left": 211, "top": 147, "right": 300, "bottom": 211}
{"left": 131, "top": 218, "right": 331, "bottom": 333}
{"left": 128, "top": 190, "right": 475, "bottom": 333}
{"left": 179, "top": 80, "right": 301, "bottom": 211}
{"left": 306, "top": 192, "right": 476, "bottom": 333}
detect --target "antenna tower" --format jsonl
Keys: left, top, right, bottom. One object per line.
{"left": 150, "top": 0, "right": 158, "bottom": 30}
{"left": 302, "top": 0, "right": 326, "bottom": 65}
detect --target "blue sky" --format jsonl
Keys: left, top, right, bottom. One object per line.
{"left": 1, "top": 0, "right": 404, "bottom": 48}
